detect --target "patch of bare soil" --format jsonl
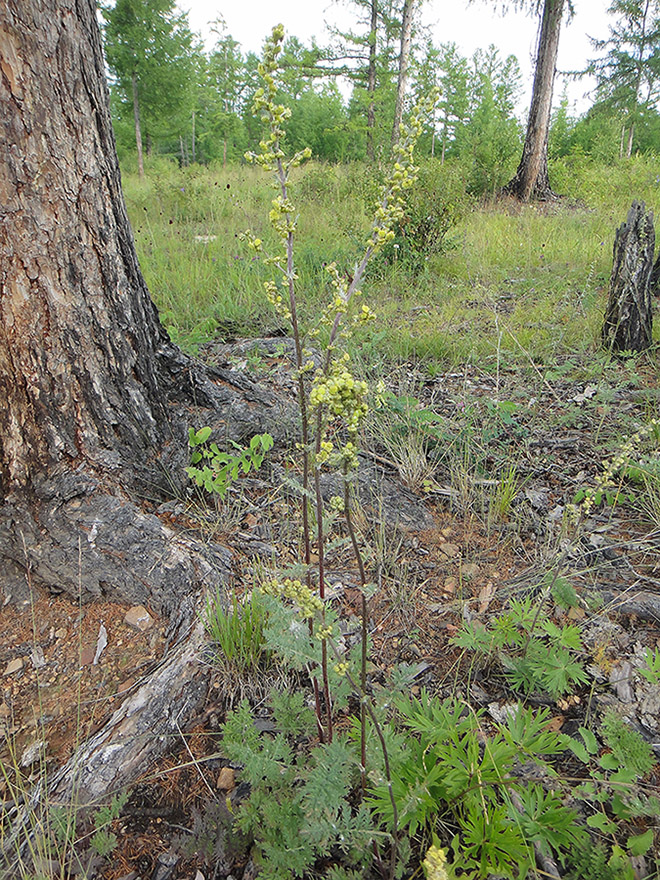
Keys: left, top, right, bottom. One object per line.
{"left": 0, "top": 594, "right": 166, "bottom": 787}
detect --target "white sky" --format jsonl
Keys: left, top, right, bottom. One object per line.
{"left": 180, "top": 0, "right": 614, "bottom": 116}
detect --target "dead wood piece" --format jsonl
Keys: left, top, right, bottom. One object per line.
{"left": 600, "top": 587, "right": 660, "bottom": 623}
{"left": 602, "top": 200, "right": 655, "bottom": 353}
{"left": 0, "top": 617, "right": 210, "bottom": 875}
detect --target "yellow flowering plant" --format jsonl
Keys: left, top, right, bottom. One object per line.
{"left": 240, "top": 24, "right": 435, "bottom": 878}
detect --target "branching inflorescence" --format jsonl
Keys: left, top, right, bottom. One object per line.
{"left": 243, "top": 24, "right": 436, "bottom": 877}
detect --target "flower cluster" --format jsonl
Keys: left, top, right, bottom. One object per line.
{"left": 422, "top": 844, "right": 450, "bottom": 880}
{"left": 315, "top": 623, "right": 333, "bottom": 641}
{"left": 310, "top": 363, "right": 369, "bottom": 432}
{"left": 244, "top": 27, "right": 312, "bottom": 179}
{"left": 571, "top": 417, "right": 660, "bottom": 519}
{"left": 260, "top": 577, "right": 324, "bottom": 618}
{"left": 367, "top": 90, "right": 437, "bottom": 253}
{"left": 316, "top": 439, "right": 334, "bottom": 465}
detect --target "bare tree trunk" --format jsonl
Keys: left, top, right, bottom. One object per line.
{"left": 0, "top": 7, "right": 296, "bottom": 865}
{"left": 391, "top": 0, "right": 415, "bottom": 148}
{"left": 131, "top": 72, "right": 145, "bottom": 177}
{"left": 366, "top": 0, "right": 378, "bottom": 161}
{"left": 602, "top": 200, "right": 654, "bottom": 353}
{"left": 503, "top": 0, "right": 564, "bottom": 201}
{"left": 626, "top": 121, "right": 635, "bottom": 158}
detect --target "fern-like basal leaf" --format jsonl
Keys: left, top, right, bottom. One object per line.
{"left": 301, "top": 738, "right": 354, "bottom": 839}
{"left": 492, "top": 612, "right": 525, "bottom": 648}
{"left": 270, "top": 689, "right": 316, "bottom": 737}
{"left": 256, "top": 797, "right": 314, "bottom": 879}
{"left": 501, "top": 652, "right": 538, "bottom": 694}
{"left": 221, "top": 700, "right": 261, "bottom": 755}
{"left": 600, "top": 712, "right": 655, "bottom": 777}
{"left": 539, "top": 648, "right": 589, "bottom": 698}
{"left": 262, "top": 600, "right": 321, "bottom": 671}
{"left": 450, "top": 622, "right": 499, "bottom": 655}
{"left": 503, "top": 705, "right": 566, "bottom": 758}
{"left": 542, "top": 620, "right": 583, "bottom": 651}
{"left": 461, "top": 803, "right": 531, "bottom": 879}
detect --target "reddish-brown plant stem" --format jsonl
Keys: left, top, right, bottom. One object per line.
{"left": 275, "top": 155, "right": 326, "bottom": 742}
{"left": 343, "top": 462, "right": 369, "bottom": 792}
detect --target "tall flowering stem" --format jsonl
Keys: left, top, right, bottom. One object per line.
{"left": 246, "top": 25, "right": 435, "bottom": 862}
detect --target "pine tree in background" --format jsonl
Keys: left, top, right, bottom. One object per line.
{"left": 102, "top": 0, "right": 197, "bottom": 173}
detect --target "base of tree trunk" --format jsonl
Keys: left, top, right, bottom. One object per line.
{"left": 500, "top": 172, "right": 560, "bottom": 203}
{"left": 0, "top": 345, "right": 298, "bottom": 874}
{"left": 602, "top": 200, "right": 654, "bottom": 354}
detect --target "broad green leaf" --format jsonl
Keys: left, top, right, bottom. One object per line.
{"left": 196, "top": 426, "right": 212, "bottom": 444}
{"left": 587, "top": 813, "right": 618, "bottom": 833}
{"left": 578, "top": 726, "right": 599, "bottom": 755}
{"left": 628, "top": 828, "right": 654, "bottom": 857}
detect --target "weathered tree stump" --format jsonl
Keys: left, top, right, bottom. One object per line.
{"left": 602, "top": 200, "right": 655, "bottom": 353}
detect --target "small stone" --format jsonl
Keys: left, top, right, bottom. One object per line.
{"left": 54, "top": 628, "right": 67, "bottom": 639}
{"left": 124, "top": 605, "right": 154, "bottom": 632}
{"left": 80, "top": 645, "right": 95, "bottom": 666}
{"left": 4, "top": 658, "right": 23, "bottom": 676}
{"left": 461, "top": 563, "right": 480, "bottom": 579}
{"left": 439, "top": 542, "right": 460, "bottom": 559}
{"left": 443, "top": 576, "right": 457, "bottom": 594}
{"left": 216, "top": 767, "right": 235, "bottom": 791}
{"left": 30, "top": 646, "right": 46, "bottom": 669}
{"left": 610, "top": 661, "right": 634, "bottom": 703}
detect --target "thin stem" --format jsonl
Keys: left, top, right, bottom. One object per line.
{"left": 327, "top": 637, "right": 400, "bottom": 879}
{"left": 343, "top": 463, "right": 369, "bottom": 793}
{"left": 275, "top": 153, "right": 327, "bottom": 743}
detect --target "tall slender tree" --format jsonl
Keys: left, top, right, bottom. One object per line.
{"left": 503, "top": 0, "right": 566, "bottom": 200}
{"left": 391, "top": 0, "right": 417, "bottom": 145}
{"left": 102, "top": 0, "right": 195, "bottom": 174}
{"left": 586, "top": 0, "right": 660, "bottom": 158}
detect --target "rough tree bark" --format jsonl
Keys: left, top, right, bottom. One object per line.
{"left": 391, "top": 0, "right": 416, "bottom": 148}
{"left": 503, "top": 0, "right": 565, "bottom": 201}
{"left": 602, "top": 200, "right": 655, "bottom": 353}
{"left": 0, "top": 0, "right": 288, "bottom": 850}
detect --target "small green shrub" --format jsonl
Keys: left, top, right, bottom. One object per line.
{"left": 566, "top": 714, "right": 659, "bottom": 864}
{"left": 368, "top": 693, "right": 584, "bottom": 878}
{"left": 371, "top": 160, "right": 469, "bottom": 274}
{"left": 186, "top": 428, "right": 273, "bottom": 498}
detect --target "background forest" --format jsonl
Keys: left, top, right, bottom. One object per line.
{"left": 101, "top": 0, "right": 660, "bottom": 178}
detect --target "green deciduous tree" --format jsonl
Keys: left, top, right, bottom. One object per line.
{"left": 102, "top": 0, "right": 196, "bottom": 174}
{"left": 456, "top": 47, "right": 523, "bottom": 194}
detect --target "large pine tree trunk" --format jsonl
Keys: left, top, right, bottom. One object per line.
{"left": 0, "top": 0, "right": 288, "bottom": 606}
{"left": 602, "top": 200, "right": 654, "bottom": 353}
{"left": 0, "top": 3, "right": 288, "bottom": 853}
{"left": 503, "top": 0, "right": 564, "bottom": 201}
